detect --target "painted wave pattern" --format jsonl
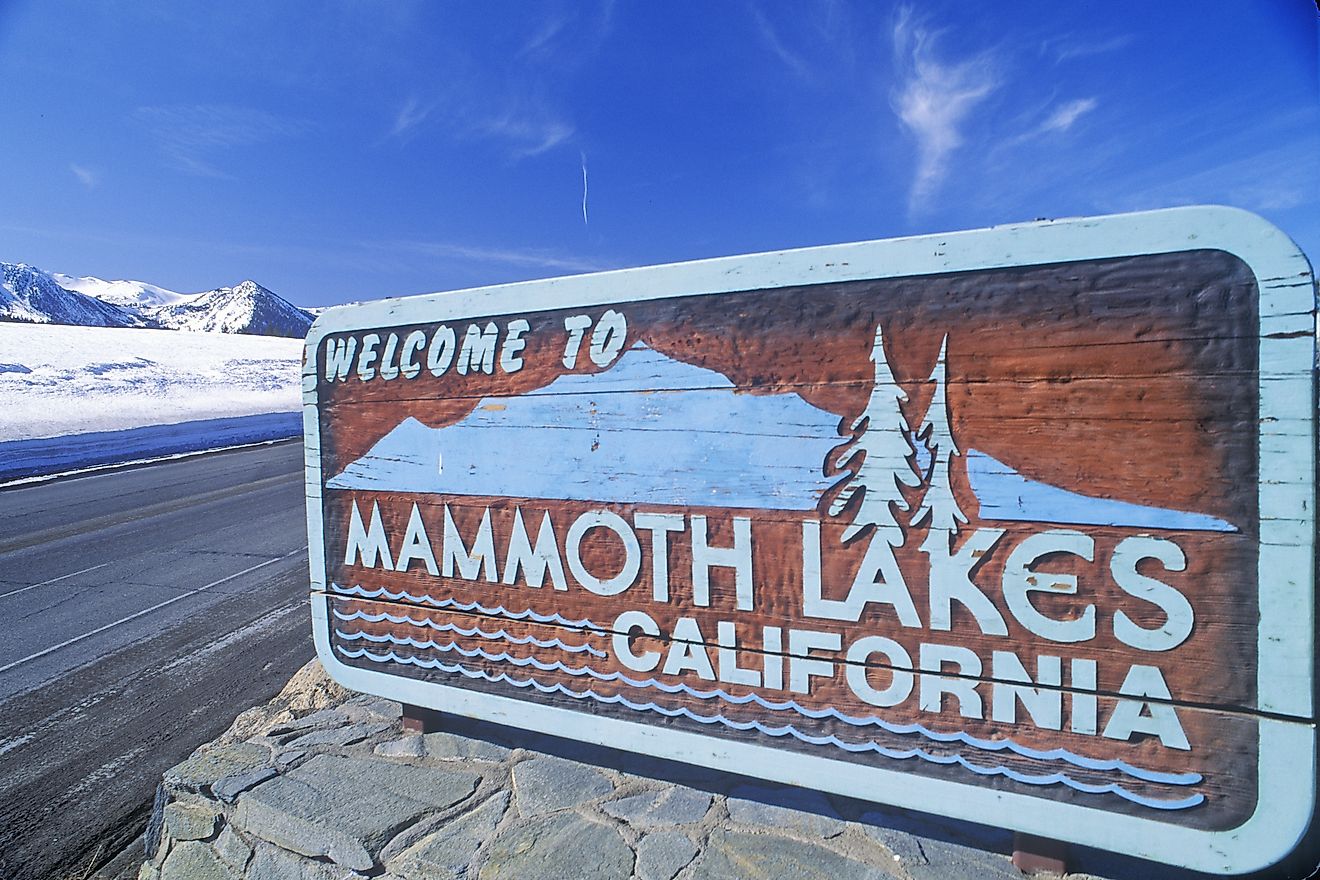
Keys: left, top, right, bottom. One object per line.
{"left": 330, "top": 584, "right": 1202, "bottom": 808}
{"left": 333, "top": 607, "right": 607, "bottom": 657}
{"left": 333, "top": 643, "right": 1202, "bottom": 811}
{"left": 331, "top": 582, "right": 603, "bottom": 629}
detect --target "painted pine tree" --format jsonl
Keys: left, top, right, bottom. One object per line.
{"left": 828, "top": 325, "right": 920, "bottom": 545}
{"left": 913, "top": 335, "right": 968, "bottom": 549}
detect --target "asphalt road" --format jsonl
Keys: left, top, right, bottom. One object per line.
{"left": 0, "top": 441, "right": 314, "bottom": 880}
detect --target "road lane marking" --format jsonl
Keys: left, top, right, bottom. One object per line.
{"left": 0, "top": 563, "right": 110, "bottom": 601}
{"left": 0, "top": 547, "right": 307, "bottom": 676}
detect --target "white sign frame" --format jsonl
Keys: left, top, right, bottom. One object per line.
{"left": 303, "top": 206, "right": 1316, "bottom": 875}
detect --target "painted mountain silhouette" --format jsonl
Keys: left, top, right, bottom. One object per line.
{"left": 326, "top": 341, "right": 1238, "bottom": 533}
{"left": 326, "top": 342, "right": 843, "bottom": 510}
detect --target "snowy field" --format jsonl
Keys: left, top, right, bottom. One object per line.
{"left": 0, "top": 323, "right": 303, "bottom": 480}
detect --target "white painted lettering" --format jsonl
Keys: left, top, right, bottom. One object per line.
{"left": 663, "top": 617, "right": 715, "bottom": 680}
{"left": 691, "top": 516, "right": 753, "bottom": 610}
{"left": 356, "top": 333, "right": 381, "bottom": 381}
{"left": 427, "top": 325, "right": 457, "bottom": 376}
{"left": 395, "top": 503, "right": 438, "bottom": 575}
{"left": 1002, "top": 529, "right": 1096, "bottom": 643}
{"left": 924, "top": 527, "right": 1007, "bottom": 635}
{"left": 613, "top": 610, "right": 661, "bottom": 673}
{"left": 788, "top": 629, "right": 840, "bottom": 694}
{"left": 845, "top": 636, "right": 913, "bottom": 707}
{"left": 400, "top": 330, "right": 426, "bottom": 379}
{"left": 990, "top": 651, "right": 1062, "bottom": 730}
{"left": 442, "top": 505, "right": 498, "bottom": 582}
{"left": 324, "top": 337, "right": 357, "bottom": 382}
{"left": 589, "top": 309, "right": 627, "bottom": 366}
{"left": 803, "top": 522, "right": 920, "bottom": 625}
{"left": 457, "top": 322, "right": 498, "bottom": 375}
{"left": 1103, "top": 664, "right": 1190, "bottom": 750}
{"left": 503, "top": 509, "right": 566, "bottom": 590}
{"left": 344, "top": 500, "right": 394, "bottom": 571}
{"left": 919, "top": 643, "right": 983, "bottom": 719}
{"left": 1111, "top": 536, "right": 1194, "bottom": 652}
{"left": 717, "top": 621, "right": 761, "bottom": 687}
{"left": 378, "top": 333, "right": 400, "bottom": 380}
{"left": 562, "top": 314, "right": 593, "bottom": 368}
{"left": 566, "top": 510, "right": 641, "bottom": 596}
{"left": 634, "top": 512, "right": 684, "bottom": 602}
{"left": 500, "top": 319, "right": 530, "bottom": 373}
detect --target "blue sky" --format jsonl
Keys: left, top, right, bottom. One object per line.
{"left": 0, "top": 1, "right": 1315, "bottom": 308}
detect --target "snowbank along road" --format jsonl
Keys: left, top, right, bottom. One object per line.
{"left": 0, "top": 441, "right": 313, "bottom": 880}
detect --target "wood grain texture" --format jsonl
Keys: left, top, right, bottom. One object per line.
{"left": 304, "top": 216, "right": 1317, "bottom": 868}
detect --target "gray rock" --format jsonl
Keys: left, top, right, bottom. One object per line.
{"left": 267, "top": 708, "right": 349, "bottom": 736}
{"left": 856, "top": 822, "right": 926, "bottom": 863}
{"left": 479, "top": 813, "right": 632, "bottom": 880}
{"left": 137, "top": 864, "right": 159, "bottom": 880}
{"left": 387, "top": 793, "right": 509, "bottom": 880}
{"left": 726, "top": 784, "right": 845, "bottom": 839}
{"left": 636, "top": 831, "right": 697, "bottom": 880}
{"left": 693, "top": 829, "right": 897, "bottom": 880}
{"left": 512, "top": 756, "right": 612, "bottom": 817}
{"left": 286, "top": 720, "right": 390, "bottom": 749}
{"left": 165, "top": 742, "right": 269, "bottom": 794}
{"left": 375, "top": 731, "right": 510, "bottom": 762}
{"left": 159, "top": 840, "right": 240, "bottom": 880}
{"left": 213, "top": 766, "right": 278, "bottom": 803}
{"left": 163, "top": 801, "right": 219, "bottom": 841}
{"left": 601, "top": 787, "right": 710, "bottom": 827}
{"left": 233, "top": 754, "right": 479, "bottom": 871}
{"left": 247, "top": 840, "right": 368, "bottom": 880}
{"left": 421, "top": 730, "right": 512, "bottom": 762}
{"left": 214, "top": 824, "right": 253, "bottom": 872}
{"left": 144, "top": 784, "right": 168, "bottom": 859}
{"left": 275, "top": 749, "right": 307, "bottom": 771}
{"left": 375, "top": 736, "right": 425, "bottom": 759}
{"left": 343, "top": 694, "right": 401, "bottom": 720}
{"left": 856, "top": 822, "right": 1020, "bottom": 880}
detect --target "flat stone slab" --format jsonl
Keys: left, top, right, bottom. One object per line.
{"left": 163, "top": 801, "right": 220, "bottom": 841}
{"left": 233, "top": 754, "right": 480, "bottom": 871}
{"left": 165, "top": 742, "right": 270, "bottom": 794}
{"left": 601, "top": 787, "right": 710, "bottom": 827}
{"left": 636, "top": 830, "right": 697, "bottom": 880}
{"left": 214, "top": 767, "right": 278, "bottom": 804}
{"left": 420, "top": 730, "right": 512, "bottom": 762}
{"left": 479, "top": 813, "right": 632, "bottom": 880}
{"left": 246, "top": 840, "right": 369, "bottom": 880}
{"left": 727, "top": 784, "right": 845, "bottom": 839}
{"left": 512, "top": 756, "right": 612, "bottom": 816}
{"left": 388, "top": 793, "right": 510, "bottom": 880}
{"left": 858, "top": 820, "right": 1022, "bottom": 880}
{"left": 694, "top": 829, "right": 898, "bottom": 880}
{"left": 285, "top": 720, "right": 390, "bottom": 749}
{"left": 159, "top": 840, "right": 240, "bottom": 880}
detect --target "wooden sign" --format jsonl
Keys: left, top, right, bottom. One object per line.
{"left": 303, "top": 207, "right": 1316, "bottom": 874}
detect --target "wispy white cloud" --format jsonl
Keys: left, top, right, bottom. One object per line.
{"left": 390, "top": 96, "right": 432, "bottom": 139}
{"left": 478, "top": 112, "right": 575, "bottom": 159}
{"left": 1048, "top": 34, "right": 1134, "bottom": 64}
{"left": 890, "top": 6, "right": 998, "bottom": 216}
{"left": 135, "top": 104, "right": 309, "bottom": 178}
{"left": 1038, "top": 97, "right": 1097, "bottom": 134}
{"left": 750, "top": 6, "right": 813, "bottom": 80}
{"left": 1005, "top": 97, "right": 1098, "bottom": 146}
{"left": 520, "top": 15, "right": 568, "bottom": 58}
{"left": 69, "top": 163, "right": 97, "bottom": 188}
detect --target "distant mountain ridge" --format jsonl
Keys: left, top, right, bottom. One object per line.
{"left": 1, "top": 262, "right": 313, "bottom": 338}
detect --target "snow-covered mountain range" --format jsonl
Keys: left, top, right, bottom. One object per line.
{"left": 2, "top": 262, "right": 313, "bottom": 337}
